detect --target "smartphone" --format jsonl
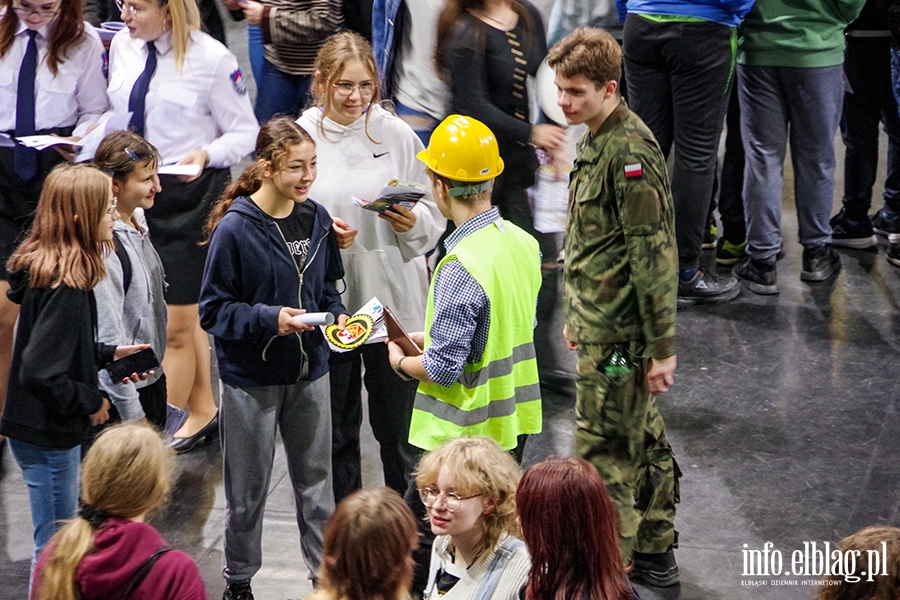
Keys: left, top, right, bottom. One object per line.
{"left": 105, "top": 348, "right": 160, "bottom": 382}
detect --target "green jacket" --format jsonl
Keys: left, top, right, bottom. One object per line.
{"left": 563, "top": 101, "right": 677, "bottom": 360}
{"left": 738, "top": 0, "right": 867, "bottom": 67}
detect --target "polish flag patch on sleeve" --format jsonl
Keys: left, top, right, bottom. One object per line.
{"left": 624, "top": 163, "right": 643, "bottom": 178}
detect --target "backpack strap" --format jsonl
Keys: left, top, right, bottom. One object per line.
{"left": 472, "top": 537, "right": 526, "bottom": 600}
{"left": 120, "top": 545, "right": 172, "bottom": 600}
{"left": 112, "top": 232, "right": 132, "bottom": 296}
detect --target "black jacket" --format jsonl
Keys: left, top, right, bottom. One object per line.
{"left": 0, "top": 271, "right": 114, "bottom": 448}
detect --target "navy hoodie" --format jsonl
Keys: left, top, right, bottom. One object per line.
{"left": 199, "top": 196, "right": 346, "bottom": 387}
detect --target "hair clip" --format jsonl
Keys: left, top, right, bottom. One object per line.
{"left": 124, "top": 147, "right": 139, "bottom": 161}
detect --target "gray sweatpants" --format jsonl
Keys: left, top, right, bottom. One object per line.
{"left": 220, "top": 374, "right": 334, "bottom": 582}
{"left": 738, "top": 64, "right": 844, "bottom": 262}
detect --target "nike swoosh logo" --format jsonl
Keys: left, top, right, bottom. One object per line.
{"left": 373, "top": 152, "right": 390, "bottom": 158}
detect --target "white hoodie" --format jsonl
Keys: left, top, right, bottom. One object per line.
{"left": 297, "top": 104, "right": 444, "bottom": 331}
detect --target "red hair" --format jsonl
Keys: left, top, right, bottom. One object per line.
{"left": 516, "top": 457, "right": 632, "bottom": 600}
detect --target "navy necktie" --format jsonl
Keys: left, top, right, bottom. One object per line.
{"left": 14, "top": 30, "right": 39, "bottom": 182}
{"left": 128, "top": 41, "right": 157, "bottom": 137}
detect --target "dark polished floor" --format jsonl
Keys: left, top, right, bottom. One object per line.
{"left": 4, "top": 17, "right": 900, "bottom": 600}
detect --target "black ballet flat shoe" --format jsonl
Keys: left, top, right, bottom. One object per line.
{"left": 169, "top": 412, "right": 219, "bottom": 454}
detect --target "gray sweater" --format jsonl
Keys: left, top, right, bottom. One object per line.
{"left": 95, "top": 211, "right": 167, "bottom": 421}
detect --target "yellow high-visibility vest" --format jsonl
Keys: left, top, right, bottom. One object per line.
{"left": 409, "top": 218, "right": 542, "bottom": 451}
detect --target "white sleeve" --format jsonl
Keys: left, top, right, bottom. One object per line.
{"left": 394, "top": 124, "right": 444, "bottom": 260}
{"left": 72, "top": 31, "right": 110, "bottom": 138}
{"left": 94, "top": 255, "right": 145, "bottom": 421}
{"left": 202, "top": 52, "right": 259, "bottom": 168}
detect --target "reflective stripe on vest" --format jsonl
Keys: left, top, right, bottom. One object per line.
{"left": 409, "top": 219, "right": 542, "bottom": 451}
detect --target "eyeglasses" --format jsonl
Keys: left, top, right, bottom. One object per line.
{"left": 419, "top": 488, "right": 481, "bottom": 513}
{"left": 332, "top": 80, "right": 376, "bottom": 98}
{"left": 12, "top": 3, "right": 59, "bottom": 18}
{"left": 114, "top": 0, "right": 145, "bottom": 18}
{"left": 107, "top": 198, "right": 118, "bottom": 215}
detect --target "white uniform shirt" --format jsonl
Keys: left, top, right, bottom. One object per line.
{"left": 107, "top": 30, "right": 258, "bottom": 167}
{"left": 0, "top": 21, "right": 108, "bottom": 136}
{"left": 297, "top": 104, "right": 444, "bottom": 331}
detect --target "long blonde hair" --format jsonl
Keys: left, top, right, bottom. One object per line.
{"left": 36, "top": 423, "right": 173, "bottom": 600}
{"left": 155, "top": 0, "right": 200, "bottom": 71}
{"left": 415, "top": 437, "right": 522, "bottom": 561}
{"left": 7, "top": 164, "right": 110, "bottom": 291}
{"left": 311, "top": 31, "right": 382, "bottom": 143}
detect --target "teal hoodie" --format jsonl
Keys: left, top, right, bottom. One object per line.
{"left": 738, "top": 0, "right": 866, "bottom": 67}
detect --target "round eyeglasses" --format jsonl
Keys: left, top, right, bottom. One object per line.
{"left": 418, "top": 488, "right": 482, "bottom": 513}
{"left": 12, "top": 3, "right": 59, "bottom": 18}
{"left": 114, "top": 0, "right": 144, "bottom": 18}
{"left": 107, "top": 198, "right": 118, "bottom": 215}
{"left": 332, "top": 80, "right": 376, "bottom": 98}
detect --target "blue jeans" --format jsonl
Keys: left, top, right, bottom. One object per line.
{"left": 247, "top": 26, "right": 265, "bottom": 86}
{"left": 394, "top": 101, "right": 439, "bottom": 147}
{"left": 8, "top": 439, "right": 81, "bottom": 571}
{"left": 254, "top": 57, "right": 312, "bottom": 123}
{"left": 738, "top": 64, "right": 844, "bottom": 262}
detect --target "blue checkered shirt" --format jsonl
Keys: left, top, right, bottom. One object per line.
{"left": 424, "top": 207, "right": 533, "bottom": 388}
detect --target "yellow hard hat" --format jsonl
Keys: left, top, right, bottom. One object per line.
{"left": 417, "top": 115, "right": 505, "bottom": 183}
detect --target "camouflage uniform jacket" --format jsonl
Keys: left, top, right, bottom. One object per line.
{"left": 563, "top": 100, "right": 677, "bottom": 359}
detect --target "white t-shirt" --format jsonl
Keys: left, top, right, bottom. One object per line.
{"left": 393, "top": 0, "right": 448, "bottom": 119}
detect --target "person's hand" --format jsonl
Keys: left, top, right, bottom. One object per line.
{"left": 176, "top": 149, "right": 208, "bottom": 182}
{"left": 647, "top": 355, "right": 676, "bottom": 394}
{"left": 531, "top": 124, "right": 567, "bottom": 152}
{"left": 112, "top": 343, "right": 154, "bottom": 383}
{"left": 241, "top": 0, "right": 265, "bottom": 25}
{"left": 89, "top": 397, "right": 111, "bottom": 426}
{"left": 562, "top": 324, "right": 578, "bottom": 351}
{"left": 113, "top": 344, "right": 151, "bottom": 360}
{"left": 379, "top": 205, "right": 417, "bottom": 233}
{"left": 386, "top": 340, "right": 411, "bottom": 380}
{"left": 50, "top": 134, "right": 81, "bottom": 162}
{"left": 278, "top": 307, "right": 314, "bottom": 334}
{"left": 332, "top": 217, "right": 358, "bottom": 249}
{"left": 336, "top": 313, "right": 349, "bottom": 329}
{"left": 410, "top": 331, "right": 425, "bottom": 348}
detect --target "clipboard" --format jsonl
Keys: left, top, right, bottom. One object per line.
{"left": 384, "top": 306, "right": 422, "bottom": 356}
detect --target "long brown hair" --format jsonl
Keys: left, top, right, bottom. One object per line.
{"left": 206, "top": 116, "right": 315, "bottom": 238}
{"left": 517, "top": 457, "right": 631, "bottom": 600}
{"left": 93, "top": 130, "right": 160, "bottom": 182}
{"left": 313, "top": 487, "right": 418, "bottom": 600}
{"left": 435, "top": 0, "right": 535, "bottom": 77}
{"left": 311, "top": 31, "right": 381, "bottom": 143}
{"left": 7, "top": 163, "right": 111, "bottom": 290}
{"left": 36, "top": 423, "right": 173, "bottom": 600}
{"left": 0, "top": 0, "right": 86, "bottom": 76}
{"left": 414, "top": 437, "right": 522, "bottom": 562}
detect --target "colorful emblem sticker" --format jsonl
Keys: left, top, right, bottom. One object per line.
{"left": 230, "top": 69, "right": 247, "bottom": 96}
{"left": 324, "top": 314, "right": 374, "bottom": 350}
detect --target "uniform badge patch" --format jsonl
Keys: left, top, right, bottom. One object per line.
{"left": 230, "top": 69, "right": 247, "bottom": 96}
{"left": 624, "top": 163, "right": 643, "bottom": 178}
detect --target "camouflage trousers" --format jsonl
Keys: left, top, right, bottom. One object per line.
{"left": 574, "top": 341, "right": 681, "bottom": 563}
